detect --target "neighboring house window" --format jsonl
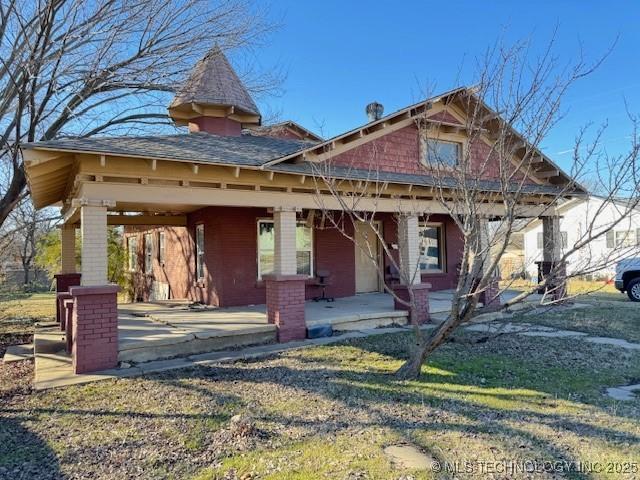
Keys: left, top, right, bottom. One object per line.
{"left": 158, "top": 232, "right": 165, "bottom": 265}
{"left": 423, "top": 139, "right": 460, "bottom": 167}
{"left": 607, "top": 229, "right": 636, "bottom": 248}
{"left": 144, "top": 233, "right": 153, "bottom": 274}
{"left": 127, "top": 236, "right": 138, "bottom": 272}
{"left": 195, "top": 224, "right": 205, "bottom": 280}
{"left": 257, "top": 220, "right": 313, "bottom": 279}
{"left": 418, "top": 223, "right": 445, "bottom": 272}
{"left": 536, "top": 231, "right": 568, "bottom": 249}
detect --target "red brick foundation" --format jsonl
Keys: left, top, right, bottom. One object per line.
{"left": 54, "top": 273, "right": 81, "bottom": 325}
{"left": 69, "top": 285, "right": 120, "bottom": 374}
{"left": 479, "top": 278, "right": 501, "bottom": 309}
{"left": 265, "top": 275, "right": 306, "bottom": 342}
{"left": 392, "top": 283, "right": 431, "bottom": 324}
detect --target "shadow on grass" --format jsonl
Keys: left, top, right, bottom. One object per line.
{"left": 0, "top": 417, "right": 61, "bottom": 479}
{"left": 3, "top": 329, "right": 639, "bottom": 479}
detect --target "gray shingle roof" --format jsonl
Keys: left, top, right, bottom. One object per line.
{"left": 26, "top": 132, "right": 314, "bottom": 167}
{"left": 267, "top": 162, "right": 575, "bottom": 195}
{"left": 169, "top": 46, "right": 260, "bottom": 117}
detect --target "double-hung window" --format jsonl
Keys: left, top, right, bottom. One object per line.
{"left": 606, "top": 229, "right": 636, "bottom": 248}
{"left": 195, "top": 224, "right": 205, "bottom": 281}
{"left": 144, "top": 233, "right": 153, "bottom": 274}
{"left": 257, "top": 220, "right": 313, "bottom": 279}
{"left": 418, "top": 223, "right": 445, "bottom": 273}
{"left": 127, "top": 236, "right": 138, "bottom": 272}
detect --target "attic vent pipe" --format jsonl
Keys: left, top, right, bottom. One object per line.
{"left": 366, "top": 102, "right": 384, "bottom": 122}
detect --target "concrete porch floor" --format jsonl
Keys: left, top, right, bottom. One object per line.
{"left": 32, "top": 289, "right": 524, "bottom": 388}
{"left": 114, "top": 289, "right": 488, "bottom": 363}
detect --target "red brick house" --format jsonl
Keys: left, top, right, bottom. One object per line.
{"left": 22, "top": 47, "right": 580, "bottom": 374}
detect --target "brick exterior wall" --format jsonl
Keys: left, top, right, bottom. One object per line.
{"left": 392, "top": 283, "right": 431, "bottom": 324}
{"left": 124, "top": 208, "right": 465, "bottom": 307}
{"left": 265, "top": 275, "right": 306, "bottom": 342}
{"left": 125, "top": 206, "right": 359, "bottom": 307}
{"left": 70, "top": 285, "right": 119, "bottom": 374}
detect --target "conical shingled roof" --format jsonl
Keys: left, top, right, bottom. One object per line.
{"left": 170, "top": 46, "right": 260, "bottom": 118}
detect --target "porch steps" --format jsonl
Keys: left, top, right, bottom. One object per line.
{"left": 308, "top": 310, "right": 409, "bottom": 332}
{"left": 3, "top": 343, "right": 34, "bottom": 363}
{"left": 117, "top": 325, "right": 277, "bottom": 364}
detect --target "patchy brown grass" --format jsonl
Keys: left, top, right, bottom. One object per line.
{"left": 0, "top": 293, "right": 639, "bottom": 479}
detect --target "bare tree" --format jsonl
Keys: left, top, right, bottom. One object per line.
{"left": 0, "top": 0, "right": 276, "bottom": 227}
{"left": 306, "top": 38, "right": 640, "bottom": 379}
{"left": 0, "top": 199, "right": 58, "bottom": 288}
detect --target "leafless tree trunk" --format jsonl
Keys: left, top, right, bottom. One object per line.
{"left": 0, "top": 0, "right": 277, "bottom": 227}
{"left": 307, "top": 37, "right": 640, "bottom": 379}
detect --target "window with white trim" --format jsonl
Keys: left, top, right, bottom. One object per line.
{"left": 127, "top": 236, "right": 138, "bottom": 272}
{"left": 144, "top": 233, "right": 153, "bottom": 274}
{"left": 418, "top": 223, "right": 445, "bottom": 272}
{"left": 195, "top": 224, "right": 205, "bottom": 280}
{"left": 606, "top": 229, "right": 636, "bottom": 248}
{"left": 257, "top": 220, "right": 313, "bottom": 279}
{"left": 158, "top": 231, "right": 165, "bottom": 265}
{"left": 423, "top": 139, "right": 461, "bottom": 167}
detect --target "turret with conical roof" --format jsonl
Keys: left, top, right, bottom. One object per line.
{"left": 169, "top": 46, "right": 261, "bottom": 136}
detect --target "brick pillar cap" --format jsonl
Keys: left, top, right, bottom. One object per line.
{"left": 70, "top": 284, "right": 120, "bottom": 296}
{"left": 263, "top": 274, "right": 308, "bottom": 282}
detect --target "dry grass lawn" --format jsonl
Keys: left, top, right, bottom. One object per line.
{"left": 0, "top": 291, "right": 639, "bottom": 479}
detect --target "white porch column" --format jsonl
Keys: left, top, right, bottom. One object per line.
{"left": 542, "top": 215, "right": 562, "bottom": 262}
{"left": 477, "top": 217, "right": 491, "bottom": 274}
{"left": 60, "top": 224, "right": 76, "bottom": 274}
{"left": 273, "top": 207, "right": 297, "bottom": 276}
{"left": 397, "top": 214, "right": 421, "bottom": 285}
{"left": 80, "top": 204, "right": 108, "bottom": 286}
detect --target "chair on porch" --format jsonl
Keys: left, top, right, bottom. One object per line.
{"left": 385, "top": 264, "right": 401, "bottom": 285}
{"left": 312, "top": 269, "right": 334, "bottom": 302}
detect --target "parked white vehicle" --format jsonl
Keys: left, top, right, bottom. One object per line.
{"left": 614, "top": 258, "right": 640, "bottom": 301}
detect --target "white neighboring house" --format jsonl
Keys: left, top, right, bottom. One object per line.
{"left": 523, "top": 196, "right": 640, "bottom": 280}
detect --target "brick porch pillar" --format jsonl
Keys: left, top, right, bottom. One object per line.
{"left": 70, "top": 285, "right": 120, "bottom": 374}
{"left": 477, "top": 217, "right": 501, "bottom": 309}
{"left": 539, "top": 215, "right": 566, "bottom": 301}
{"left": 394, "top": 213, "right": 431, "bottom": 324}
{"left": 68, "top": 200, "right": 120, "bottom": 373}
{"left": 55, "top": 274, "right": 81, "bottom": 327}
{"left": 265, "top": 207, "right": 306, "bottom": 342}
{"left": 265, "top": 275, "right": 307, "bottom": 342}
{"left": 392, "top": 283, "right": 431, "bottom": 324}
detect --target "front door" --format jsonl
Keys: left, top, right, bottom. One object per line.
{"left": 354, "top": 221, "right": 381, "bottom": 293}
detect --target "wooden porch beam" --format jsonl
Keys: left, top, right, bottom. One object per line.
{"left": 106, "top": 214, "right": 187, "bottom": 226}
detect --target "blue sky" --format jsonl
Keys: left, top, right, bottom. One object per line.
{"left": 247, "top": 1, "right": 638, "bottom": 170}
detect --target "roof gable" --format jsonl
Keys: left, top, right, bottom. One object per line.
{"left": 260, "top": 87, "right": 585, "bottom": 193}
